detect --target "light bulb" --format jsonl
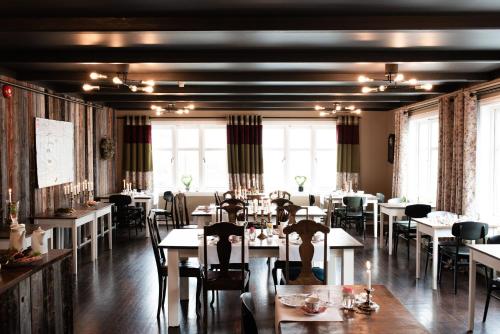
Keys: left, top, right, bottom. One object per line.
{"left": 142, "top": 80, "right": 155, "bottom": 86}
{"left": 176, "top": 109, "right": 184, "bottom": 114}
{"left": 319, "top": 111, "right": 327, "bottom": 117}
{"left": 82, "top": 83, "right": 99, "bottom": 91}
{"left": 395, "top": 74, "right": 404, "bottom": 82}
{"left": 362, "top": 86, "right": 376, "bottom": 93}
{"left": 353, "top": 109, "right": 362, "bottom": 115}
{"left": 178, "top": 81, "right": 185, "bottom": 88}
{"left": 142, "top": 86, "right": 154, "bottom": 93}
{"left": 345, "top": 105, "right": 356, "bottom": 111}
{"left": 358, "top": 75, "right": 372, "bottom": 83}
{"left": 129, "top": 85, "right": 138, "bottom": 92}
{"left": 89, "top": 72, "right": 107, "bottom": 80}
{"left": 184, "top": 109, "right": 190, "bottom": 114}
{"left": 420, "top": 83, "right": 433, "bottom": 91}
{"left": 335, "top": 104, "right": 342, "bottom": 111}
{"left": 112, "top": 76, "right": 123, "bottom": 85}
{"left": 187, "top": 103, "right": 195, "bottom": 110}
{"left": 379, "top": 85, "right": 386, "bottom": 92}
{"left": 156, "top": 110, "right": 162, "bottom": 116}
{"left": 151, "top": 105, "right": 158, "bottom": 110}
{"left": 314, "top": 105, "right": 325, "bottom": 111}
{"left": 408, "top": 78, "right": 418, "bottom": 85}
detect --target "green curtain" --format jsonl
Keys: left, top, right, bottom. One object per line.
{"left": 123, "top": 116, "right": 153, "bottom": 191}
{"left": 336, "top": 115, "right": 360, "bottom": 191}
{"left": 226, "top": 115, "right": 264, "bottom": 191}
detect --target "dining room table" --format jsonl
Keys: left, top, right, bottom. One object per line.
{"left": 276, "top": 284, "right": 429, "bottom": 334}
{"left": 191, "top": 204, "right": 326, "bottom": 227}
{"left": 414, "top": 217, "right": 500, "bottom": 290}
{"left": 159, "top": 227, "right": 363, "bottom": 327}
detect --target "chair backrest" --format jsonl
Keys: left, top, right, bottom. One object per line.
{"left": 283, "top": 204, "right": 307, "bottom": 224}
{"left": 147, "top": 217, "right": 164, "bottom": 272}
{"left": 214, "top": 191, "right": 222, "bottom": 206}
{"left": 240, "top": 292, "right": 258, "bottom": 334}
{"left": 405, "top": 204, "right": 432, "bottom": 219}
{"left": 272, "top": 198, "right": 294, "bottom": 223}
{"left": 173, "top": 193, "right": 190, "bottom": 228}
{"left": 217, "top": 204, "right": 247, "bottom": 223}
{"left": 269, "top": 190, "right": 291, "bottom": 200}
{"left": 324, "top": 196, "right": 334, "bottom": 226}
{"left": 283, "top": 219, "right": 329, "bottom": 285}
{"left": 388, "top": 197, "right": 402, "bottom": 204}
{"left": 162, "top": 191, "right": 174, "bottom": 211}
{"left": 220, "top": 198, "right": 246, "bottom": 207}
{"left": 109, "top": 194, "right": 132, "bottom": 207}
{"left": 451, "top": 221, "right": 488, "bottom": 243}
{"left": 343, "top": 196, "right": 363, "bottom": 213}
{"left": 308, "top": 194, "right": 316, "bottom": 206}
{"left": 109, "top": 195, "right": 132, "bottom": 221}
{"left": 376, "top": 193, "right": 385, "bottom": 203}
{"left": 204, "top": 223, "right": 245, "bottom": 278}
{"left": 223, "top": 190, "right": 235, "bottom": 199}
{"left": 488, "top": 235, "right": 500, "bottom": 245}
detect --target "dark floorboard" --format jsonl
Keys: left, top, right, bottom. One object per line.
{"left": 74, "top": 224, "right": 500, "bottom": 334}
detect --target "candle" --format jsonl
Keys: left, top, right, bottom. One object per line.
{"left": 123, "top": 179, "right": 126, "bottom": 189}
{"left": 64, "top": 185, "right": 67, "bottom": 195}
{"left": 8, "top": 188, "right": 12, "bottom": 202}
{"left": 366, "top": 261, "right": 372, "bottom": 290}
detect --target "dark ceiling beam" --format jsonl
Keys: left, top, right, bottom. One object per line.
{"left": 16, "top": 71, "right": 490, "bottom": 83}
{"left": 2, "top": 14, "right": 500, "bottom": 31}
{"left": 65, "top": 85, "right": 447, "bottom": 95}
{"left": 3, "top": 48, "right": 500, "bottom": 63}
{"left": 84, "top": 94, "right": 419, "bottom": 103}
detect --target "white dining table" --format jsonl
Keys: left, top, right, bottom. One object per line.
{"left": 378, "top": 203, "right": 408, "bottom": 255}
{"left": 159, "top": 227, "right": 363, "bottom": 327}
{"left": 467, "top": 244, "right": 500, "bottom": 332}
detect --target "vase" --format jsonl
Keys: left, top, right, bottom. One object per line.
{"left": 298, "top": 186, "right": 304, "bottom": 192}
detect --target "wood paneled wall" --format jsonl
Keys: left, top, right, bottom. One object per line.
{"left": 0, "top": 76, "right": 117, "bottom": 222}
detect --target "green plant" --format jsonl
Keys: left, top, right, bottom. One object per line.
{"left": 181, "top": 175, "right": 193, "bottom": 188}
{"left": 294, "top": 176, "right": 307, "bottom": 187}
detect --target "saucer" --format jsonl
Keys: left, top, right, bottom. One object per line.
{"left": 301, "top": 305, "right": 327, "bottom": 316}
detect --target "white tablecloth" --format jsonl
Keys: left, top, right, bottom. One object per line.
{"left": 198, "top": 237, "right": 249, "bottom": 265}
{"left": 278, "top": 236, "right": 329, "bottom": 261}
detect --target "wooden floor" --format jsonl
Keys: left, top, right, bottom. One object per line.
{"left": 73, "top": 225, "right": 500, "bottom": 334}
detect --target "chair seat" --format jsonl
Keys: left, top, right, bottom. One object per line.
{"left": 159, "top": 259, "right": 201, "bottom": 277}
{"left": 345, "top": 212, "right": 363, "bottom": 217}
{"left": 395, "top": 221, "right": 417, "bottom": 230}
{"left": 287, "top": 267, "right": 325, "bottom": 282}
{"left": 151, "top": 208, "right": 172, "bottom": 215}
{"left": 204, "top": 270, "right": 250, "bottom": 290}
{"left": 440, "top": 245, "right": 471, "bottom": 257}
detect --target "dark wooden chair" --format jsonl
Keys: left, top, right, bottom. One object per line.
{"left": 269, "top": 190, "right": 291, "bottom": 200}
{"left": 308, "top": 194, "right": 316, "bottom": 206}
{"left": 272, "top": 198, "right": 293, "bottom": 224}
{"left": 109, "top": 194, "right": 142, "bottom": 239}
{"left": 173, "top": 193, "right": 196, "bottom": 228}
{"left": 150, "top": 191, "right": 174, "bottom": 229}
{"left": 338, "top": 196, "right": 365, "bottom": 235}
{"left": 214, "top": 191, "right": 222, "bottom": 206}
{"left": 241, "top": 292, "right": 259, "bottom": 334}
{"left": 438, "top": 221, "right": 488, "bottom": 294}
{"left": 394, "top": 204, "right": 432, "bottom": 259}
{"left": 283, "top": 219, "right": 330, "bottom": 285}
{"left": 483, "top": 235, "right": 500, "bottom": 322}
{"left": 147, "top": 217, "right": 202, "bottom": 318}
{"left": 222, "top": 190, "right": 236, "bottom": 199}
{"left": 216, "top": 203, "right": 248, "bottom": 223}
{"left": 218, "top": 198, "right": 247, "bottom": 222}
{"left": 202, "top": 223, "right": 249, "bottom": 323}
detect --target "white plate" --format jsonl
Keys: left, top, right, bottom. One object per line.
{"left": 279, "top": 294, "right": 309, "bottom": 307}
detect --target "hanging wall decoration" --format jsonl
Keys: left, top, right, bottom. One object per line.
{"left": 2, "top": 85, "right": 13, "bottom": 98}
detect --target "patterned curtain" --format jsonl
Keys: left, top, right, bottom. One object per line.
{"left": 226, "top": 115, "right": 264, "bottom": 191}
{"left": 391, "top": 108, "right": 410, "bottom": 197}
{"left": 123, "top": 116, "right": 153, "bottom": 191}
{"left": 436, "top": 92, "right": 477, "bottom": 216}
{"left": 336, "top": 116, "right": 360, "bottom": 191}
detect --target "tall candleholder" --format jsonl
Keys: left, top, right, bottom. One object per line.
{"left": 357, "top": 288, "right": 379, "bottom": 312}
{"left": 257, "top": 210, "right": 268, "bottom": 240}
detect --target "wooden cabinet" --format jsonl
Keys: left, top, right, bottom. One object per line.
{"left": 0, "top": 250, "right": 73, "bottom": 334}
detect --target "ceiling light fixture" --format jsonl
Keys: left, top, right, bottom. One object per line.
{"left": 141, "top": 80, "right": 156, "bottom": 86}
{"left": 358, "top": 63, "right": 433, "bottom": 93}
{"left": 151, "top": 103, "right": 194, "bottom": 116}
{"left": 178, "top": 81, "right": 185, "bottom": 88}
{"left": 82, "top": 72, "right": 156, "bottom": 94}
{"left": 82, "top": 83, "right": 100, "bottom": 91}
{"left": 112, "top": 76, "right": 123, "bottom": 85}
{"left": 89, "top": 72, "right": 107, "bottom": 80}
{"left": 315, "top": 103, "right": 361, "bottom": 116}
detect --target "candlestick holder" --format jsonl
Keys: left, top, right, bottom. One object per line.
{"left": 256, "top": 212, "right": 268, "bottom": 240}
{"left": 357, "top": 288, "right": 379, "bottom": 312}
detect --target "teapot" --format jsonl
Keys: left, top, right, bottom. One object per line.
{"left": 31, "top": 226, "right": 46, "bottom": 254}
{"left": 9, "top": 223, "right": 26, "bottom": 252}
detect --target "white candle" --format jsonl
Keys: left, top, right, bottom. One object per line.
{"left": 63, "top": 185, "right": 67, "bottom": 195}
{"left": 8, "top": 188, "right": 12, "bottom": 202}
{"left": 366, "top": 261, "right": 372, "bottom": 290}
{"left": 123, "top": 179, "right": 126, "bottom": 189}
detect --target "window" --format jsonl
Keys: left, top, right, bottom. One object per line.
{"left": 151, "top": 121, "right": 228, "bottom": 199}
{"left": 477, "top": 100, "right": 500, "bottom": 221}
{"left": 262, "top": 121, "right": 337, "bottom": 193}
{"left": 407, "top": 113, "right": 439, "bottom": 204}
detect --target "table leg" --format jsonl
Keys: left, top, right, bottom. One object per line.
{"left": 180, "top": 277, "right": 189, "bottom": 301}
{"left": 72, "top": 226, "right": 78, "bottom": 275}
{"left": 108, "top": 212, "right": 113, "bottom": 250}
{"left": 379, "top": 211, "right": 384, "bottom": 248}
{"left": 91, "top": 218, "right": 97, "bottom": 261}
{"left": 388, "top": 215, "right": 393, "bottom": 255}
{"left": 342, "top": 249, "right": 354, "bottom": 285}
{"left": 373, "top": 202, "right": 378, "bottom": 238}
{"left": 432, "top": 233, "right": 439, "bottom": 290}
{"left": 328, "top": 249, "right": 339, "bottom": 285}
{"left": 167, "top": 249, "right": 180, "bottom": 327}
{"left": 416, "top": 227, "right": 421, "bottom": 279}
{"left": 468, "top": 254, "right": 477, "bottom": 332}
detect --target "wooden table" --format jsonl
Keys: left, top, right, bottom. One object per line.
{"left": 415, "top": 218, "right": 500, "bottom": 290}
{"left": 468, "top": 244, "right": 500, "bottom": 332}
{"left": 0, "top": 223, "right": 54, "bottom": 253}
{"left": 34, "top": 203, "right": 113, "bottom": 275}
{"left": 100, "top": 192, "right": 153, "bottom": 237}
{"left": 277, "top": 285, "right": 429, "bottom": 334}
{"left": 192, "top": 205, "right": 326, "bottom": 227}
{"left": 159, "top": 227, "right": 362, "bottom": 327}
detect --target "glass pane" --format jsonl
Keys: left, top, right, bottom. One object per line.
{"left": 204, "top": 127, "right": 227, "bottom": 149}
{"left": 177, "top": 150, "right": 199, "bottom": 190}
{"left": 315, "top": 151, "right": 337, "bottom": 192}
{"left": 289, "top": 128, "right": 311, "bottom": 149}
{"left": 263, "top": 150, "right": 285, "bottom": 191}
{"left": 177, "top": 128, "right": 199, "bottom": 149}
{"left": 315, "top": 128, "right": 337, "bottom": 149}
{"left": 152, "top": 127, "right": 172, "bottom": 149}
{"left": 203, "top": 150, "right": 228, "bottom": 190}
{"left": 263, "top": 127, "right": 285, "bottom": 149}
{"left": 152, "top": 149, "right": 173, "bottom": 200}
{"left": 288, "top": 150, "right": 312, "bottom": 190}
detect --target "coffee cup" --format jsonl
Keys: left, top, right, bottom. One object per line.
{"left": 304, "top": 296, "right": 320, "bottom": 313}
